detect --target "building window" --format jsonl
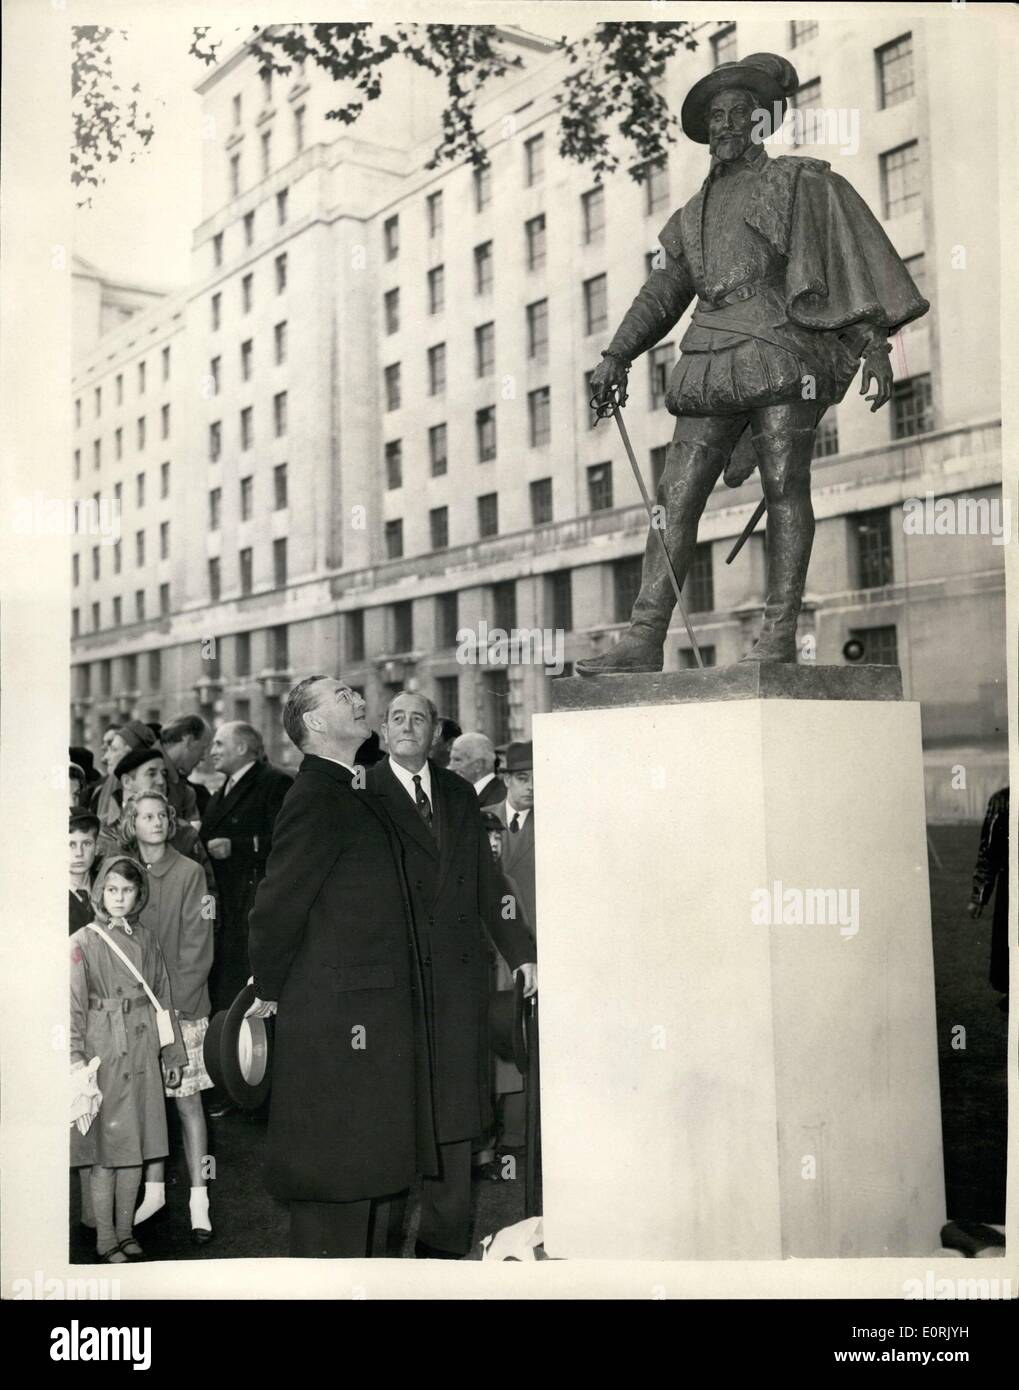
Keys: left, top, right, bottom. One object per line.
{"left": 159, "top": 520, "right": 169, "bottom": 560}
{"left": 385, "top": 363, "right": 402, "bottom": 411}
{"left": 679, "top": 645, "right": 717, "bottom": 669}
{"left": 477, "top": 492, "right": 499, "bottom": 538}
{"left": 853, "top": 508, "right": 894, "bottom": 589}
{"left": 430, "top": 506, "right": 449, "bottom": 552}
{"left": 528, "top": 386, "right": 551, "bottom": 447}
{"left": 274, "top": 320, "right": 287, "bottom": 364}
{"left": 429, "top": 423, "right": 448, "bottom": 477}
{"left": 134, "top": 530, "right": 145, "bottom": 568}
{"left": 137, "top": 416, "right": 146, "bottom": 450}
{"left": 235, "top": 631, "right": 251, "bottom": 678}
{"left": 384, "top": 519, "right": 403, "bottom": 560}
{"left": 72, "top": 553, "right": 80, "bottom": 587}
{"left": 232, "top": 92, "right": 241, "bottom": 126}
{"left": 848, "top": 624, "right": 899, "bottom": 666}
{"left": 436, "top": 592, "right": 458, "bottom": 648}
{"left": 92, "top": 602, "right": 101, "bottom": 632}
{"left": 159, "top": 583, "right": 170, "bottom": 616}
{"left": 385, "top": 439, "right": 403, "bottom": 490}
{"left": 275, "top": 253, "right": 287, "bottom": 293}
{"left": 587, "top": 462, "right": 613, "bottom": 512}
{"left": 584, "top": 274, "right": 608, "bottom": 334}
{"left": 391, "top": 600, "right": 413, "bottom": 653}
{"left": 892, "top": 373, "right": 933, "bottom": 438}
{"left": 435, "top": 675, "right": 459, "bottom": 724}
{"left": 476, "top": 406, "right": 496, "bottom": 462}
{"left": 294, "top": 105, "right": 305, "bottom": 152}
{"left": 208, "top": 357, "right": 221, "bottom": 397}
{"left": 638, "top": 158, "right": 669, "bottom": 215}
{"left": 686, "top": 542, "right": 714, "bottom": 613}
{"left": 787, "top": 79, "right": 822, "bottom": 145}
{"left": 473, "top": 164, "right": 491, "bottom": 212}
{"left": 546, "top": 569, "right": 573, "bottom": 631}
{"left": 91, "top": 546, "right": 100, "bottom": 580}
{"left": 491, "top": 580, "right": 516, "bottom": 632}
{"left": 273, "top": 537, "right": 287, "bottom": 587}
{"left": 242, "top": 273, "right": 253, "bottom": 312}
{"left": 73, "top": 448, "right": 81, "bottom": 479}
{"left": 71, "top": 609, "right": 80, "bottom": 638}
{"left": 613, "top": 556, "right": 642, "bottom": 622}
{"left": 524, "top": 133, "right": 544, "bottom": 187}
{"left": 482, "top": 670, "right": 510, "bottom": 745}
{"left": 211, "top": 293, "right": 221, "bottom": 331}
{"left": 243, "top": 210, "right": 255, "bottom": 247}
{"left": 208, "top": 557, "right": 221, "bottom": 601}
{"left": 272, "top": 624, "right": 289, "bottom": 671}
{"left": 93, "top": 439, "right": 101, "bottom": 470}
{"left": 345, "top": 611, "right": 365, "bottom": 663}
{"left": 94, "top": 386, "right": 102, "bottom": 416}
{"left": 790, "top": 19, "right": 819, "bottom": 47}
{"left": 115, "top": 374, "right": 123, "bottom": 404}
{"left": 525, "top": 213, "right": 546, "bottom": 271}
{"left": 813, "top": 412, "right": 839, "bottom": 458}
{"left": 475, "top": 321, "right": 495, "bottom": 378}
{"left": 427, "top": 264, "right": 445, "bottom": 315}
{"left": 209, "top": 421, "right": 221, "bottom": 462}
{"left": 651, "top": 445, "right": 669, "bottom": 492}
{"left": 474, "top": 241, "right": 493, "bottom": 295}
{"left": 273, "top": 463, "right": 288, "bottom": 509}
{"left": 208, "top": 487, "right": 221, "bottom": 529}
{"left": 711, "top": 23, "right": 737, "bottom": 67}
{"left": 75, "top": 397, "right": 82, "bottom": 427}
{"left": 384, "top": 288, "right": 400, "bottom": 335}
{"left": 112, "top": 541, "right": 121, "bottom": 575}
{"left": 877, "top": 33, "right": 914, "bottom": 109}
{"left": 903, "top": 253, "right": 926, "bottom": 300}
{"left": 384, "top": 215, "right": 400, "bottom": 261}
{"left": 526, "top": 298, "right": 549, "bottom": 361}
{"left": 273, "top": 391, "right": 288, "bottom": 437}
{"left": 136, "top": 472, "right": 145, "bottom": 507}
{"left": 160, "top": 404, "right": 170, "bottom": 439}
{"left": 162, "top": 346, "right": 171, "bottom": 381}
{"left": 261, "top": 69, "right": 273, "bottom": 105}
{"left": 530, "top": 477, "right": 553, "bottom": 525}
{"left": 239, "top": 548, "right": 253, "bottom": 595}
{"left": 427, "top": 190, "right": 443, "bottom": 238}
{"left": 240, "top": 475, "right": 253, "bottom": 520}
{"left": 261, "top": 130, "right": 272, "bottom": 177}
{"left": 649, "top": 342, "right": 674, "bottom": 408}
{"left": 241, "top": 405, "right": 253, "bottom": 449}
{"left": 582, "top": 187, "right": 605, "bottom": 244}
{"left": 428, "top": 344, "right": 446, "bottom": 396}
{"left": 136, "top": 591, "right": 146, "bottom": 622}
{"left": 241, "top": 338, "right": 253, "bottom": 381}
{"left": 880, "top": 141, "right": 921, "bottom": 218}
{"left": 229, "top": 153, "right": 241, "bottom": 198}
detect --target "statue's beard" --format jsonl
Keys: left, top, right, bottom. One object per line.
{"left": 709, "top": 131, "right": 751, "bottom": 162}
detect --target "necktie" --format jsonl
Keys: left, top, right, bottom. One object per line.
{"left": 413, "top": 774, "right": 433, "bottom": 831}
{"left": 510, "top": 813, "right": 520, "bottom": 834}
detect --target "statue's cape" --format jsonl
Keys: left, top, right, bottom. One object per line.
{"left": 659, "top": 154, "right": 929, "bottom": 337}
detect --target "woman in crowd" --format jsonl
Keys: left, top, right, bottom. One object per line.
{"left": 121, "top": 790, "right": 216, "bottom": 1245}
{"left": 70, "top": 856, "right": 186, "bottom": 1262}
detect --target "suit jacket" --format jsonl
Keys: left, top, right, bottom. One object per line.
{"left": 493, "top": 802, "right": 537, "bottom": 940}
{"left": 367, "top": 756, "right": 534, "bottom": 1144}
{"left": 248, "top": 753, "right": 437, "bottom": 1202}
{"left": 477, "top": 775, "right": 507, "bottom": 809}
{"left": 199, "top": 760, "right": 293, "bottom": 1007}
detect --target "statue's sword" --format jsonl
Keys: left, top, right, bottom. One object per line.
{"left": 592, "top": 383, "right": 704, "bottom": 669}
{"left": 725, "top": 497, "right": 767, "bottom": 565}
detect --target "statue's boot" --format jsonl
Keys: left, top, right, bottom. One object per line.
{"left": 576, "top": 438, "right": 729, "bottom": 676}
{"left": 740, "top": 421, "right": 816, "bottom": 665}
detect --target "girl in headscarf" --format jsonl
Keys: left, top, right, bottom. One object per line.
{"left": 70, "top": 855, "right": 187, "bottom": 1262}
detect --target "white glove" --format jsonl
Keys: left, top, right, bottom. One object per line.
{"left": 71, "top": 1057, "right": 102, "bottom": 1135}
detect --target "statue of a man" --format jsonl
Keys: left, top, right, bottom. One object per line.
{"left": 578, "top": 52, "right": 928, "bottom": 674}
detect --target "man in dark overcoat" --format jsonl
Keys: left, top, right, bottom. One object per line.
{"left": 368, "top": 692, "right": 537, "bottom": 1258}
{"left": 246, "top": 676, "right": 437, "bottom": 1258}
{"left": 199, "top": 722, "right": 292, "bottom": 1013}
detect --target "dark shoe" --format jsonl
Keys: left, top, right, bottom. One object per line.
{"left": 415, "top": 1238, "right": 464, "bottom": 1260}
{"left": 739, "top": 628, "right": 798, "bottom": 663}
{"left": 190, "top": 1227, "right": 214, "bottom": 1247}
{"left": 117, "top": 1237, "right": 144, "bottom": 1260}
{"left": 97, "top": 1244, "right": 130, "bottom": 1265}
{"left": 576, "top": 628, "right": 664, "bottom": 676}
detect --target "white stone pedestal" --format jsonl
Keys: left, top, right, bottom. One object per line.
{"left": 534, "top": 689, "right": 945, "bottom": 1260}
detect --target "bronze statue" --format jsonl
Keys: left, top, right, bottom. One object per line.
{"left": 579, "top": 52, "right": 928, "bottom": 674}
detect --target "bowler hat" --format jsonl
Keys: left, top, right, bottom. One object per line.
{"left": 203, "top": 982, "right": 273, "bottom": 1111}
{"left": 489, "top": 972, "right": 529, "bottom": 1074}
{"left": 503, "top": 741, "right": 533, "bottom": 774}
{"left": 681, "top": 52, "right": 799, "bottom": 145}
{"left": 114, "top": 747, "right": 164, "bottom": 780}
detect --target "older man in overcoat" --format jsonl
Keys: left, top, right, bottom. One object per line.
{"left": 368, "top": 692, "right": 537, "bottom": 1258}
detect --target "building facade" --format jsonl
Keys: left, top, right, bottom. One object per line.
{"left": 70, "top": 18, "right": 1006, "bottom": 814}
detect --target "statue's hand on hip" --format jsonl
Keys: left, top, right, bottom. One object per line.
{"left": 860, "top": 348, "right": 893, "bottom": 412}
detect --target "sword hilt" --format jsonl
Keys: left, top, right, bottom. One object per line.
{"left": 590, "top": 378, "right": 628, "bottom": 420}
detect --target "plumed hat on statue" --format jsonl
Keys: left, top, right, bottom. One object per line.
{"left": 681, "top": 52, "right": 799, "bottom": 144}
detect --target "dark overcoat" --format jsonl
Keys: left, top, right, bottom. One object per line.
{"left": 367, "top": 757, "right": 535, "bottom": 1145}
{"left": 247, "top": 754, "right": 437, "bottom": 1203}
{"left": 199, "top": 760, "right": 293, "bottom": 1009}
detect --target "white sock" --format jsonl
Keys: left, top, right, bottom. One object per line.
{"left": 133, "top": 1181, "right": 165, "bottom": 1224}
{"left": 189, "top": 1186, "right": 211, "bottom": 1231}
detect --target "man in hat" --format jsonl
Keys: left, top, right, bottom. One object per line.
{"left": 578, "top": 51, "right": 928, "bottom": 673}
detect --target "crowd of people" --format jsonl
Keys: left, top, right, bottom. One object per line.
{"left": 68, "top": 688, "right": 539, "bottom": 1262}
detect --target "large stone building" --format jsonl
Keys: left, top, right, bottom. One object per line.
{"left": 70, "top": 17, "right": 1005, "bottom": 815}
